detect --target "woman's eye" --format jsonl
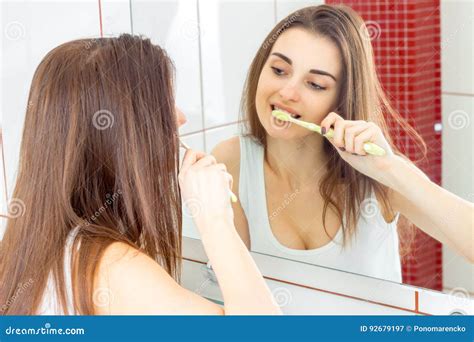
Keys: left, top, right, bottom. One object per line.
{"left": 271, "top": 66, "right": 285, "bottom": 76}
{"left": 308, "top": 81, "right": 326, "bottom": 91}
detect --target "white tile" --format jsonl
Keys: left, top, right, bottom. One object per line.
{"left": 179, "top": 133, "right": 205, "bottom": 239}
{"left": 199, "top": 0, "right": 275, "bottom": 128}
{"left": 441, "top": 0, "right": 474, "bottom": 94}
{"left": 204, "top": 123, "right": 241, "bottom": 154}
{"left": 442, "top": 94, "right": 473, "bottom": 202}
{"left": 276, "top": 0, "right": 324, "bottom": 21}
{"left": 131, "top": 0, "right": 203, "bottom": 135}
{"left": 442, "top": 97, "right": 474, "bottom": 297}
{"left": 418, "top": 287, "right": 474, "bottom": 315}
{"left": 101, "top": 0, "right": 133, "bottom": 35}
{"left": 1, "top": 0, "right": 100, "bottom": 218}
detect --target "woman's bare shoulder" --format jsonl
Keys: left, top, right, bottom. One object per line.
{"left": 211, "top": 136, "right": 241, "bottom": 176}
{"left": 94, "top": 241, "right": 223, "bottom": 315}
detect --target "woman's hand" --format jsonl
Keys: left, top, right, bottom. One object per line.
{"left": 320, "top": 111, "right": 399, "bottom": 187}
{"left": 178, "top": 149, "right": 234, "bottom": 230}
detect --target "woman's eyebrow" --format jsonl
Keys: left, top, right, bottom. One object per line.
{"left": 271, "top": 52, "right": 337, "bottom": 82}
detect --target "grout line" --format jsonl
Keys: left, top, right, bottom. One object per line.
{"left": 415, "top": 291, "right": 419, "bottom": 312}
{"left": 442, "top": 91, "right": 474, "bottom": 98}
{"left": 196, "top": 0, "right": 207, "bottom": 152}
{"left": 129, "top": 0, "right": 134, "bottom": 34}
{"left": 180, "top": 120, "right": 244, "bottom": 138}
{"left": 273, "top": 0, "right": 277, "bottom": 24}
{"left": 98, "top": 0, "right": 103, "bottom": 37}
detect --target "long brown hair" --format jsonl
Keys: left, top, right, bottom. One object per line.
{"left": 0, "top": 34, "right": 182, "bottom": 314}
{"left": 241, "top": 5, "right": 426, "bottom": 247}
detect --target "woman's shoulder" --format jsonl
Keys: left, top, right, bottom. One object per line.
{"left": 211, "top": 136, "right": 241, "bottom": 178}
{"left": 94, "top": 241, "right": 223, "bottom": 314}
{"left": 93, "top": 242, "right": 178, "bottom": 314}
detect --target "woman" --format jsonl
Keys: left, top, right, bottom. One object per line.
{"left": 212, "top": 4, "right": 473, "bottom": 281}
{"left": 0, "top": 34, "right": 281, "bottom": 315}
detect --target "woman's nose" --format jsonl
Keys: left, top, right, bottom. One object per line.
{"left": 176, "top": 107, "right": 187, "bottom": 127}
{"left": 278, "top": 82, "right": 301, "bottom": 102}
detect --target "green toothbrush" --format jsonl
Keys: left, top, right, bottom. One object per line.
{"left": 272, "top": 110, "right": 386, "bottom": 156}
{"left": 179, "top": 138, "right": 238, "bottom": 203}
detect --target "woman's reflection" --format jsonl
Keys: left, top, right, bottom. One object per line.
{"left": 212, "top": 5, "right": 474, "bottom": 282}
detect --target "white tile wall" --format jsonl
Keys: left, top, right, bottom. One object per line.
{"left": 199, "top": 0, "right": 275, "bottom": 128}
{"left": 441, "top": 0, "right": 474, "bottom": 95}
{"left": 1, "top": 0, "right": 101, "bottom": 234}
{"left": 441, "top": 94, "right": 474, "bottom": 293}
{"left": 276, "top": 0, "right": 324, "bottom": 21}
{"left": 441, "top": 0, "right": 474, "bottom": 294}
{"left": 204, "top": 123, "right": 240, "bottom": 154}
{"left": 131, "top": 0, "right": 203, "bottom": 135}
{"left": 101, "top": 0, "right": 133, "bottom": 35}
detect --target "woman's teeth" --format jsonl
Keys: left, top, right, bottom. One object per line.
{"left": 272, "top": 105, "right": 301, "bottom": 119}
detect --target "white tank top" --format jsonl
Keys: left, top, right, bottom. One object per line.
{"left": 36, "top": 227, "right": 80, "bottom": 315}
{"left": 239, "top": 136, "right": 402, "bottom": 283}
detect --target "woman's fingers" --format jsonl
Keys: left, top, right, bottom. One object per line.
{"left": 321, "top": 112, "right": 357, "bottom": 149}
{"left": 354, "top": 126, "right": 378, "bottom": 155}
{"left": 344, "top": 123, "right": 370, "bottom": 153}
{"left": 180, "top": 149, "right": 204, "bottom": 175}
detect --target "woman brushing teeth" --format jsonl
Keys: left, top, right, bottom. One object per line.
{"left": 213, "top": 4, "right": 473, "bottom": 281}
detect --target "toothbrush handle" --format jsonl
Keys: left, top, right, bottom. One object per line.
{"left": 324, "top": 129, "right": 386, "bottom": 156}
{"left": 363, "top": 142, "right": 386, "bottom": 156}
{"left": 229, "top": 189, "right": 238, "bottom": 203}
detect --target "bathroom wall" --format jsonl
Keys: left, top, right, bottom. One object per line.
{"left": 440, "top": 0, "right": 474, "bottom": 294}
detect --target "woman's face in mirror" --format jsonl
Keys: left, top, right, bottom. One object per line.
{"left": 255, "top": 27, "right": 343, "bottom": 140}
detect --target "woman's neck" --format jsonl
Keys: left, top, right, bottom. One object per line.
{"left": 265, "top": 134, "right": 332, "bottom": 190}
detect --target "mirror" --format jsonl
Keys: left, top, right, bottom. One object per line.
{"left": 128, "top": 0, "right": 473, "bottom": 302}
{"left": 1, "top": 0, "right": 471, "bottom": 313}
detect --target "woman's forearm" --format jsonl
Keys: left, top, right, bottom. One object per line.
{"left": 386, "top": 156, "right": 474, "bottom": 262}
{"left": 196, "top": 217, "right": 282, "bottom": 315}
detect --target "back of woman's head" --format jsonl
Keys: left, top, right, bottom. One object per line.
{"left": 0, "top": 34, "right": 182, "bottom": 314}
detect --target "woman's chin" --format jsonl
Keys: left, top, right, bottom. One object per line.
{"left": 265, "top": 126, "right": 307, "bottom": 140}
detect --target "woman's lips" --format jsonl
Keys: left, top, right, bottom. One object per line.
{"left": 270, "top": 104, "right": 301, "bottom": 119}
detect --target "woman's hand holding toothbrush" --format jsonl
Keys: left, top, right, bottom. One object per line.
{"left": 320, "top": 111, "right": 400, "bottom": 188}
{"left": 179, "top": 148, "right": 235, "bottom": 231}
{"left": 178, "top": 147, "right": 282, "bottom": 314}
